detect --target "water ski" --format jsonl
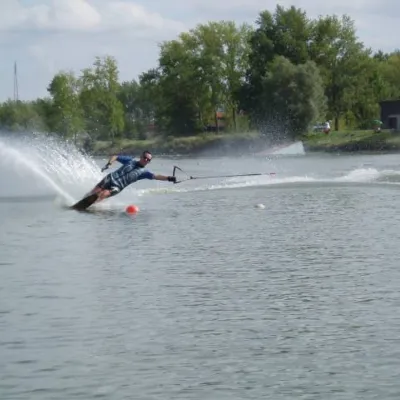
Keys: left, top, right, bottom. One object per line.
{"left": 70, "top": 193, "right": 99, "bottom": 211}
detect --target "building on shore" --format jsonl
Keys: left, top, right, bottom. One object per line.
{"left": 380, "top": 100, "right": 400, "bottom": 130}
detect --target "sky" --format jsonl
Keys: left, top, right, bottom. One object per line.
{"left": 0, "top": 0, "right": 398, "bottom": 102}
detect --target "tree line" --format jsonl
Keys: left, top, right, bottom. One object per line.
{"left": 1, "top": 5, "right": 399, "bottom": 144}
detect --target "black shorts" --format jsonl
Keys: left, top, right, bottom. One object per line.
{"left": 96, "top": 175, "right": 120, "bottom": 197}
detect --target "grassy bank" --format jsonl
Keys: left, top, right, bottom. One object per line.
{"left": 92, "top": 132, "right": 267, "bottom": 156}
{"left": 301, "top": 130, "right": 400, "bottom": 152}
{"left": 90, "top": 129, "right": 400, "bottom": 157}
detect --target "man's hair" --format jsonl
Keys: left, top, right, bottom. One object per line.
{"left": 142, "top": 150, "right": 152, "bottom": 157}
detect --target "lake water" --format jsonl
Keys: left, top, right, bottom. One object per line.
{"left": 1, "top": 135, "right": 400, "bottom": 399}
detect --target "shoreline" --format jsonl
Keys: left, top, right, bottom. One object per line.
{"left": 301, "top": 130, "right": 400, "bottom": 154}
{"left": 90, "top": 133, "right": 276, "bottom": 157}
{"left": 89, "top": 130, "right": 400, "bottom": 157}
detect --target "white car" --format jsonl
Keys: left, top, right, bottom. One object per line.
{"left": 312, "top": 123, "right": 325, "bottom": 132}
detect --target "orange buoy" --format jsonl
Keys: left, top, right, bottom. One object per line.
{"left": 125, "top": 204, "right": 139, "bottom": 214}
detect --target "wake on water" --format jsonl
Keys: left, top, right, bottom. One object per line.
{"left": 1, "top": 134, "right": 400, "bottom": 211}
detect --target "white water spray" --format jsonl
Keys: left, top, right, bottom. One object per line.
{"left": 0, "top": 141, "right": 74, "bottom": 203}
{"left": 0, "top": 134, "right": 103, "bottom": 205}
{"left": 255, "top": 140, "right": 306, "bottom": 156}
{"left": 271, "top": 141, "right": 305, "bottom": 156}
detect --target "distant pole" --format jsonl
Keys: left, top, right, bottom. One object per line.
{"left": 14, "top": 61, "right": 19, "bottom": 101}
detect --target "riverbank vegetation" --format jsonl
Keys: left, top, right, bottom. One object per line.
{"left": 1, "top": 5, "right": 400, "bottom": 154}
{"left": 302, "top": 130, "right": 400, "bottom": 152}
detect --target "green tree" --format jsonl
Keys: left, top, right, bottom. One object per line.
{"left": 377, "top": 51, "right": 400, "bottom": 99}
{"left": 309, "top": 15, "right": 368, "bottom": 130}
{"left": 253, "top": 56, "right": 326, "bottom": 140}
{"left": 156, "top": 21, "right": 252, "bottom": 135}
{"left": 243, "top": 5, "right": 312, "bottom": 113}
{"left": 244, "top": 8, "right": 373, "bottom": 132}
{"left": 0, "top": 100, "right": 47, "bottom": 132}
{"left": 158, "top": 38, "right": 205, "bottom": 135}
{"left": 346, "top": 56, "right": 388, "bottom": 128}
{"left": 212, "top": 21, "right": 252, "bottom": 131}
{"left": 47, "top": 72, "right": 85, "bottom": 141}
{"left": 79, "top": 56, "right": 124, "bottom": 141}
{"left": 118, "top": 80, "right": 143, "bottom": 138}
{"left": 138, "top": 69, "right": 164, "bottom": 134}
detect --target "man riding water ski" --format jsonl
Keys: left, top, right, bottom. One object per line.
{"left": 73, "top": 150, "right": 176, "bottom": 209}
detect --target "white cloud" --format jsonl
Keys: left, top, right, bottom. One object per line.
{"left": 0, "top": 0, "right": 398, "bottom": 101}
{"left": 0, "top": 0, "right": 184, "bottom": 33}
{"left": 44, "top": 0, "right": 101, "bottom": 31}
{"left": 0, "top": 0, "right": 96, "bottom": 31}
{"left": 103, "top": 2, "right": 184, "bottom": 32}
